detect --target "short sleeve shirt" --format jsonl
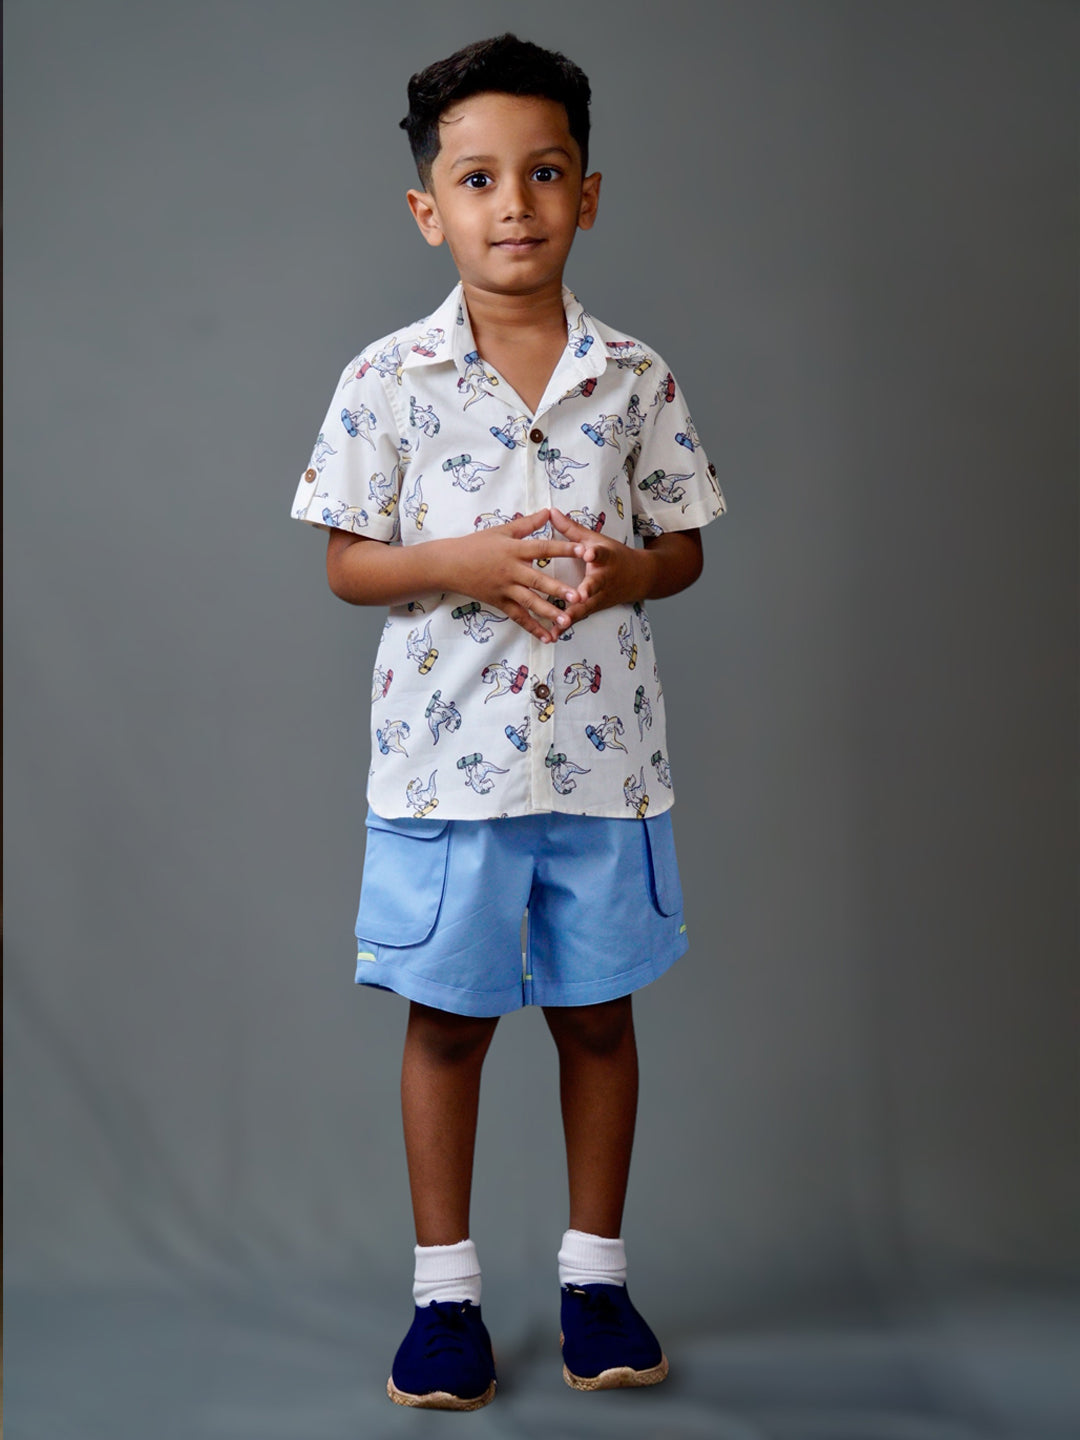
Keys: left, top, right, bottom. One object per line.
{"left": 291, "top": 283, "right": 726, "bottom": 821}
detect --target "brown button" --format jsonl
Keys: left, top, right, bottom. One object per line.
{"left": 528, "top": 427, "right": 544, "bottom": 444}
{"left": 533, "top": 683, "right": 551, "bottom": 700}
{"left": 303, "top": 467, "right": 317, "bottom": 483}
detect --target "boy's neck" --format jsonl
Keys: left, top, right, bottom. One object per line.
{"left": 462, "top": 279, "right": 568, "bottom": 351}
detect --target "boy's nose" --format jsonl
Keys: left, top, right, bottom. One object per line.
{"left": 501, "top": 179, "right": 534, "bottom": 221}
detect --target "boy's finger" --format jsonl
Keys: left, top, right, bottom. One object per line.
{"left": 504, "top": 598, "right": 559, "bottom": 642}
{"left": 548, "top": 507, "right": 589, "bottom": 538}
{"left": 544, "top": 506, "right": 596, "bottom": 541}
{"left": 521, "top": 539, "right": 581, "bottom": 562}
{"left": 516, "top": 586, "right": 574, "bottom": 628}
{"left": 526, "top": 569, "right": 579, "bottom": 602}
{"left": 504, "top": 508, "right": 551, "bottom": 537}
{"left": 561, "top": 599, "right": 596, "bottom": 625}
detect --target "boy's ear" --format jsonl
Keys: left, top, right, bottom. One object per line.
{"left": 407, "top": 188, "right": 445, "bottom": 247}
{"left": 577, "top": 171, "right": 601, "bottom": 232}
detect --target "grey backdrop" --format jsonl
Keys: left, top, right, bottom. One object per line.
{"left": 5, "top": 2, "right": 1078, "bottom": 1436}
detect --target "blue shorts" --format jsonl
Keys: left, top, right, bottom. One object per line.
{"left": 354, "top": 809, "right": 688, "bottom": 1017}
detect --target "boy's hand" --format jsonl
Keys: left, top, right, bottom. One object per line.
{"left": 549, "top": 509, "right": 703, "bottom": 621}
{"left": 326, "top": 507, "right": 580, "bottom": 641}
{"left": 327, "top": 507, "right": 701, "bottom": 637}
{"left": 440, "top": 509, "right": 583, "bottom": 644}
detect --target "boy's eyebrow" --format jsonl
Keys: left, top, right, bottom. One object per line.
{"left": 448, "top": 146, "right": 575, "bottom": 171}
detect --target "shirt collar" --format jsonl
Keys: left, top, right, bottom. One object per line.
{"left": 398, "top": 283, "right": 609, "bottom": 386}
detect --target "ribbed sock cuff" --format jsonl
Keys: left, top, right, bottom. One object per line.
{"left": 558, "top": 1228, "right": 627, "bottom": 1287}
{"left": 413, "top": 1238, "right": 482, "bottom": 1306}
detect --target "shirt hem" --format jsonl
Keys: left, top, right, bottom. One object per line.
{"left": 365, "top": 794, "right": 675, "bottom": 823}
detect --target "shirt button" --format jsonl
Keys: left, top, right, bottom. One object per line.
{"left": 303, "top": 467, "right": 317, "bottom": 483}
{"left": 528, "top": 428, "right": 544, "bottom": 444}
{"left": 533, "top": 683, "right": 551, "bottom": 700}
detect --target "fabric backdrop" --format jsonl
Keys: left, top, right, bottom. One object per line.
{"left": 6, "top": 2, "right": 1078, "bottom": 1435}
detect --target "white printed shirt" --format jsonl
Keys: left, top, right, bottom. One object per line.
{"left": 291, "top": 283, "right": 725, "bottom": 820}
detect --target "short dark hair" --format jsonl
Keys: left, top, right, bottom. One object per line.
{"left": 400, "top": 33, "right": 591, "bottom": 188}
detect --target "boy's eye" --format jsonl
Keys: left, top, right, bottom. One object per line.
{"left": 463, "top": 173, "right": 491, "bottom": 189}
{"left": 532, "top": 166, "right": 560, "bottom": 182}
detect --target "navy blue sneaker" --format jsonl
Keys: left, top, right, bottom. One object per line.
{"left": 560, "top": 1282, "right": 669, "bottom": 1390}
{"left": 387, "top": 1299, "right": 497, "bottom": 1410}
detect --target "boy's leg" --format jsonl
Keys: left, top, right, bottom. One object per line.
{"left": 401, "top": 999, "right": 500, "bottom": 1245}
{"left": 389, "top": 1000, "right": 500, "bottom": 1411}
{"left": 542, "top": 994, "right": 638, "bottom": 1237}
{"left": 543, "top": 994, "right": 668, "bottom": 1390}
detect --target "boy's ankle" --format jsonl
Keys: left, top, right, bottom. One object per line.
{"left": 413, "top": 1237, "right": 482, "bottom": 1306}
{"left": 557, "top": 1229, "right": 628, "bottom": 1288}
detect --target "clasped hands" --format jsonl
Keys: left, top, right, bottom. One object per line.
{"left": 455, "top": 507, "right": 654, "bottom": 645}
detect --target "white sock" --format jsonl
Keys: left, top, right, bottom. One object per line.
{"left": 412, "top": 1238, "right": 482, "bottom": 1307}
{"left": 558, "top": 1229, "right": 627, "bottom": 1288}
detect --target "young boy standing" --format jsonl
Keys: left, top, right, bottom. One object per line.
{"left": 291, "top": 34, "right": 725, "bottom": 1411}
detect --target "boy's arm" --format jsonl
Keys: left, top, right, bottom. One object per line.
{"left": 548, "top": 508, "right": 703, "bottom": 621}
{"left": 326, "top": 507, "right": 584, "bottom": 644}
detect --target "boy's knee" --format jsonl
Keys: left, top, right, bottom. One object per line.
{"left": 406, "top": 1001, "right": 499, "bottom": 1066}
{"left": 545, "top": 995, "right": 634, "bottom": 1058}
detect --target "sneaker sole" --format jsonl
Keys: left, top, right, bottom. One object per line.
{"left": 387, "top": 1376, "right": 496, "bottom": 1411}
{"left": 560, "top": 1334, "right": 669, "bottom": 1391}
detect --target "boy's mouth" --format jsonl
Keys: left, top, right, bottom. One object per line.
{"left": 492, "top": 236, "right": 544, "bottom": 251}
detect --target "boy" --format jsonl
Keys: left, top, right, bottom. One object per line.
{"left": 291, "top": 33, "right": 725, "bottom": 1411}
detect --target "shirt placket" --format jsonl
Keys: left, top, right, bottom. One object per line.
{"left": 520, "top": 326, "right": 606, "bottom": 814}
{"left": 524, "top": 416, "right": 551, "bottom": 809}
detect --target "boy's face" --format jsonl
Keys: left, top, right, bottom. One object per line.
{"left": 407, "top": 92, "right": 600, "bottom": 299}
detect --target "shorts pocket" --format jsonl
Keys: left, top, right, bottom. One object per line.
{"left": 355, "top": 812, "right": 451, "bottom": 947}
{"left": 643, "top": 813, "right": 683, "bottom": 917}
